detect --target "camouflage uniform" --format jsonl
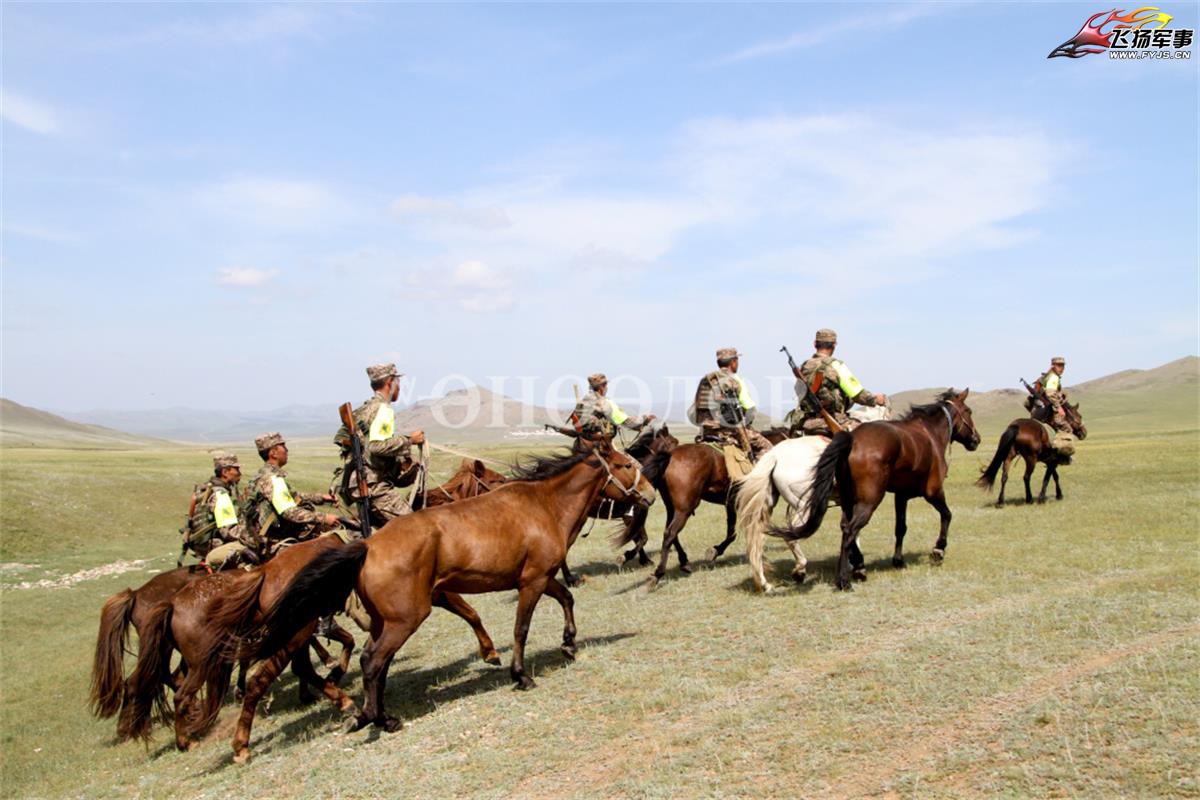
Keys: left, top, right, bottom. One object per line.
{"left": 248, "top": 433, "right": 330, "bottom": 552}
{"left": 572, "top": 373, "right": 648, "bottom": 442}
{"left": 691, "top": 348, "right": 772, "bottom": 458}
{"left": 788, "top": 329, "right": 883, "bottom": 437}
{"left": 333, "top": 363, "right": 415, "bottom": 522}
{"left": 189, "top": 453, "right": 260, "bottom": 570}
{"left": 1035, "top": 358, "right": 1071, "bottom": 434}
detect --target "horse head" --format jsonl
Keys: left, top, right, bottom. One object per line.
{"left": 944, "top": 388, "right": 981, "bottom": 451}
{"left": 595, "top": 441, "right": 656, "bottom": 508}
{"left": 1064, "top": 402, "right": 1088, "bottom": 440}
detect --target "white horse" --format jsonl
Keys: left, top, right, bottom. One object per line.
{"left": 738, "top": 404, "right": 891, "bottom": 593}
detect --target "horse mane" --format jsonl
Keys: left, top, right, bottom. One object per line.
{"left": 903, "top": 389, "right": 958, "bottom": 421}
{"left": 509, "top": 449, "right": 595, "bottom": 482}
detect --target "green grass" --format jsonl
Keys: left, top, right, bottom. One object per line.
{"left": 1, "top": 410, "right": 1198, "bottom": 798}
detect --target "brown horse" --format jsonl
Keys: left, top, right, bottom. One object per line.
{"left": 246, "top": 443, "right": 655, "bottom": 738}
{"left": 977, "top": 403, "right": 1087, "bottom": 505}
{"left": 418, "top": 458, "right": 508, "bottom": 509}
{"left": 118, "top": 534, "right": 500, "bottom": 763}
{"left": 771, "top": 389, "right": 981, "bottom": 590}
{"left": 620, "top": 426, "right": 777, "bottom": 587}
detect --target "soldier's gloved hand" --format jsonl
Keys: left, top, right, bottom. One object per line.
{"left": 323, "top": 513, "right": 341, "bottom": 527}
{"left": 410, "top": 430, "right": 426, "bottom": 445}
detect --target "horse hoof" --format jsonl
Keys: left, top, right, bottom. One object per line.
{"left": 760, "top": 582, "right": 775, "bottom": 594}
{"left": 930, "top": 548, "right": 945, "bottom": 564}
{"left": 560, "top": 644, "right": 577, "bottom": 661}
{"left": 1036, "top": 497, "right": 1047, "bottom": 505}
{"left": 891, "top": 558, "right": 905, "bottom": 569}
{"left": 483, "top": 651, "right": 502, "bottom": 666}
{"left": 646, "top": 575, "right": 660, "bottom": 591}
{"left": 835, "top": 580, "right": 853, "bottom": 592}
{"left": 378, "top": 716, "right": 403, "bottom": 733}
{"left": 705, "top": 547, "right": 718, "bottom": 562}
{"left": 638, "top": 554, "right": 653, "bottom": 566}
{"left": 513, "top": 676, "right": 537, "bottom": 691}
{"left": 852, "top": 568, "right": 868, "bottom": 582}
{"left": 232, "top": 748, "right": 251, "bottom": 765}
{"left": 791, "top": 569, "right": 806, "bottom": 584}
{"left": 298, "top": 690, "right": 317, "bottom": 706}
{"left": 327, "top": 667, "right": 346, "bottom": 685}
{"left": 679, "top": 563, "right": 693, "bottom": 575}
{"left": 342, "top": 713, "right": 370, "bottom": 734}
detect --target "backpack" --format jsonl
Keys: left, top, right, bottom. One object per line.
{"left": 179, "top": 483, "right": 217, "bottom": 555}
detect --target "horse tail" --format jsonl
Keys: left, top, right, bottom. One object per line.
{"left": 770, "top": 432, "right": 853, "bottom": 541}
{"left": 977, "top": 423, "right": 1019, "bottom": 490}
{"left": 736, "top": 448, "right": 780, "bottom": 593}
{"left": 640, "top": 448, "right": 672, "bottom": 487}
{"left": 117, "top": 601, "right": 174, "bottom": 743}
{"left": 90, "top": 588, "right": 136, "bottom": 719}
{"left": 248, "top": 540, "right": 369, "bottom": 663}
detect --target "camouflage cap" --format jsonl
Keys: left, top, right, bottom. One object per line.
{"left": 1050, "top": 356, "right": 1066, "bottom": 366}
{"left": 254, "top": 432, "right": 285, "bottom": 453}
{"left": 815, "top": 328, "right": 838, "bottom": 345}
{"left": 212, "top": 452, "right": 240, "bottom": 470}
{"left": 715, "top": 347, "right": 740, "bottom": 362}
{"left": 366, "top": 363, "right": 401, "bottom": 383}
{"left": 588, "top": 373, "right": 607, "bottom": 389}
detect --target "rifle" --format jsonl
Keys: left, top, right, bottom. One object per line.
{"left": 569, "top": 384, "right": 584, "bottom": 433}
{"left": 1021, "top": 377, "right": 1048, "bottom": 404}
{"left": 338, "top": 402, "right": 373, "bottom": 538}
{"left": 708, "top": 372, "right": 757, "bottom": 463}
{"left": 781, "top": 345, "right": 843, "bottom": 435}
{"left": 544, "top": 422, "right": 583, "bottom": 439}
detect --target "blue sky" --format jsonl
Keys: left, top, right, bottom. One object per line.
{"left": 3, "top": 2, "right": 1197, "bottom": 414}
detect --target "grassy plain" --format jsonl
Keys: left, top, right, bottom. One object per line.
{"left": 0, "top": 398, "right": 1197, "bottom": 798}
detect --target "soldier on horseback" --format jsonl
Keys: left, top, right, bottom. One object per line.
{"left": 248, "top": 432, "right": 341, "bottom": 554}
{"left": 787, "top": 328, "right": 887, "bottom": 437}
{"left": 180, "top": 452, "right": 260, "bottom": 570}
{"left": 691, "top": 347, "right": 772, "bottom": 459}
{"left": 571, "top": 373, "right": 655, "bottom": 444}
{"left": 333, "top": 363, "right": 426, "bottom": 523}
{"left": 1025, "top": 356, "right": 1078, "bottom": 460}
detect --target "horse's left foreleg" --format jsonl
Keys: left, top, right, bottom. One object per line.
{"left": 837, "top": 503, "right": 875, "bottom": 591}
{"left": 1050, "top": 463, "right": 1063, "bottom": 500}
{"left": 1036, "top": 464, "right": 1053, "bottom": 504}
{"left": 784, "top": 538, "right": 808, "bottom": 583}
{"left": 231, "top": 643, "right": 294, "bottom": 764}
{"left": 289, "top": 642, "right": 356, "bottom": 716}
{"left": 433, "top": 591, "right": 500, "bottom": 666}
{"left": 927, "top": 491, "right": 952, "bottom": 563}
{"left": 892, "top": 494, "right": 909, "bottom": 568}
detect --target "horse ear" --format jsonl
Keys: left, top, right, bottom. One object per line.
{"left": 959, "top": 387, "right": 970, "bottom": 400}
{"left": 473, "top": 459, "right": 486, "bottom": 477}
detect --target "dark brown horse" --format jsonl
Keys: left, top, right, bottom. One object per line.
{"left": 418, "top": 458, "right": 508, "bottom": 509}
{"left": 619, "top": 426, "right": 778, "bottom": 588}
{"left": 245, "top": 443, "right": 655, "bottom": 738}
{"left": 118, "top": 534, "right": 501, "bottom": 763}
{"left": 772, "top": 389, "right": 981, "bottom": 590}
{"left": 977, "top": 403, "right": 1087, "bottom": 505}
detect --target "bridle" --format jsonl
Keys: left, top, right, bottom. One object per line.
{"left": 596, "top": 451, "right": 648, "bottom": 501}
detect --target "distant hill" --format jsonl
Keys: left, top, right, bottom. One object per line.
{"left": 0, "top": 398, "right": 167, "bottom": 449}
{"left": 61, "top": 387, "right": 563, "bottom": 445}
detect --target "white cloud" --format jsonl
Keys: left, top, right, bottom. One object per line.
{"left": 449, "top": 260, "right": 514, "bottom": 312}
{"left": 389, "top": 195, "right": 511, "bottom": 230}
{"left": 717, "top": 4, "right": 940, "bottom": 64}
{"left": 216, "top": 267, "right": 280, "bottom": 287}
{"left": 200, "top": 178, "right": 343, "bottom": 229}
{"left": 1, "top": 90, "right": 59, "bottom": 135}
{"left": 102, "top": 6, "right": 325, "bottom": 49}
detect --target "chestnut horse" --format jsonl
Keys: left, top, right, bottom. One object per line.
{"left": 977, "top": 403, "right": 1087, "bottom": 506}
{"left": 118, "top": 534, "right": 500, "bottom": 763}
{"left": 246, "top": 443, "right": 655, "bottom": 738}
{"left": 771, "top": 389, "right": 981, "bottom": 590}
{"left": 418, "top": 458, "right": 508, "bottom": 509}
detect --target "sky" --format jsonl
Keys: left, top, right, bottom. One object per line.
{"left": 3, "top": 2, "right": 1197, "bottom": 417}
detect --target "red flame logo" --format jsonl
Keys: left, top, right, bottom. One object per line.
{"left": 1048, "top": 7, "right": 1174, "bottom": 58}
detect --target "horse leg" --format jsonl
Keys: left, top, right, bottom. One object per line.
{"left": 310, "top": 636, "right": 336, "bottom": 670}
{"left": 1051, "top": 463, "right": 1063, "bottom": 500}
{"left": 892, "top": 494, "right": 909, "bottom": 568}
{"left": 289, "top": 642, "right": 356, "bottom": 717}
{"left": 705, "top": 500, "right": 738, "bottom": 563}
{"left": 1023, "top": 454, "right": 1035, "bottom": 504}
{"left": 784, "top": 539, "right": 808, "bottom": 583}
{"left": 559, "top": 560, "right": 583, "bottom": 588}
{"left": 511, "top": 577, "right": 549, "bottom": 690}
{"left": 231, "top": 645, "right": 294, "bottom": 764}
{"left": 351, "top": 611, "right": 430, "bottom": 734}
{"left": 837, "top": 504, "right": 874, "bottom": 591}
{"left": 674, "top": 536, "right": 692, "bottom": 574}
{"left": 294, "top": 643, "right": 318, "bottom": 706}
{"left": 541, "top": 577, "right": 577, "bottom": 660}
{"left": 235, "top": 657, "right": 248, "bottom": 701}
{"left": 323, "top": 621, "right": 356, "bottom": 684}
{"left": 650, "top": 505, "right": 693, "bottom": 589}
{"left": 172, "top": 669, "right": 206, "bottom": 751}
{"left": 928, "top": 492, "right": 952, "bottom": 564}
{"left": 1036, "top": 464, "right": 1053, "bottom": 504}
{"left": 997, "top": 451, "right": 1016, "bottom": 507}
{"left": 433, "top": 591, "right": 501, "bottom": 666}
{"left": 632, "top": 507, "right": 652, "bottom": 565}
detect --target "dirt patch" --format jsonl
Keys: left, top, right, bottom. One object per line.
{"left": 1, "top": 558, "right": 151, "bottom": 591}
